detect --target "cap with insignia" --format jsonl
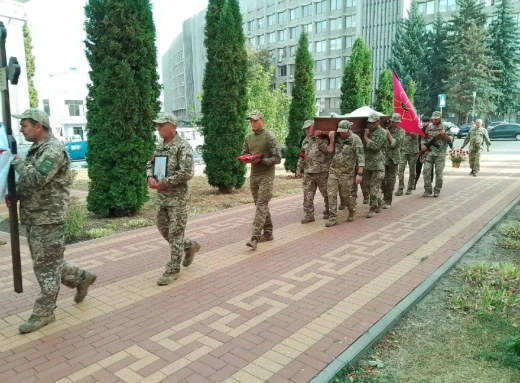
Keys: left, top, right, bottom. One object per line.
{"left": 302, "top": 120, "right": 314, "bottom": 130}
{"left": 337, "top": 120, "right": 353, "bottom": 133}
{"left": 246, "top": 110, "right": 264, "bottom": 120}
{"left": 367, "top": 112, "right": 380, "bottom": 123}
{"left": 153, "top": 112, "right": 179, "bottom": 124}
{"left": 391, "top": 113, "right": 402, "bottom": 123}
{"left": 431, "top": 111, "right": 442, "bottom": 119}
{"left": 12, "top": 108, "right": 50, "bottom": 129}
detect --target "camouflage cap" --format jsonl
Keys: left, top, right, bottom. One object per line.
{"left": 12, "top": 108, "right": 50, "bottom": 129}
{"left": 391, "top": 113, "right": 402, "bottom": 123}
{"left": 337, "top": 120, "right": 353, "bottom": 132}
{"left": 153, "top": 112, "right": 178, "bottom": 125}
{"left": 431, "top": 111, "right": 442, "bottom": 119}
{"left": 302, "top": 120, "right": 314, "bottom": 130}
{"left": 367, "top": 112, "right": 380, "bottom": 123}
{"left": 246, "top": 110, "right": 264, "bottom": 120}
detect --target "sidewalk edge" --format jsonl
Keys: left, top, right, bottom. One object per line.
{"left": 310, "top": 194, "right": 520, "bottom": 383}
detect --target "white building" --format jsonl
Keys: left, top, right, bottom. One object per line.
{"left": 35, "top": 67, "right": 89, "bottom": 142}
{"left": 0, "top": 0, "right": 31, "bottom": 144}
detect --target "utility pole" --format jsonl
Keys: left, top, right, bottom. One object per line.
{"left": 472, "top": 91, "right": 477, "bottom": 122}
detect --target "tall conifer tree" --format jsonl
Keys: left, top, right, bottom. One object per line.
{"left": 374, "top": 69, "right": 393, "bottom": 115}
{"left": 340, "top": 37, "right": 372, "bottom": 113}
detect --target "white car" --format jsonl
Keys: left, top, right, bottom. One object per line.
{"left": 444, "top": 122, "right": 460, "bottom": 135}
{"left": 178, "top": 127, "right": 204, "bottom": 154}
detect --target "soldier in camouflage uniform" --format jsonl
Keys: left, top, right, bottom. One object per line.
{"left": 7, "top": 109, "right": 97, "bottom": 333}
{"left": 380, "top": 113, "right": 405, "bottom": 208}
{"left": 461, "top": 118, "right": 491, "bottom": 177}
{"left": 421, "top": 111, "right": 453, "bottom": 197}
{"left": 362, "top": 113, "right": 387, "bottom": 218}
{"left": 325, "top": 120, "right": 364, "bottom": 227}
{"left": 296, "top": 120, "right": 330, "bottom": 223}
{"left": 147, "top": 113, "right": 201, "bottom": 286}
{"left": 242, "top": 110, "right": 281, "bottom": 250}
{"left": 396, "top": 119, "right": 419, "bottom": 196}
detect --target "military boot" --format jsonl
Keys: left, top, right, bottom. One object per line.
{"left": 405, "top": 189, "right": 413, "bottom": 195}
{"left": 19, "top": 313, "right": 56, "bottom": 334}
{"left": 347, "top": 210, "right": 355, "bottom": 222}
{"left": 157, "top": 273, "right": 179, "bottom": 286}
{"left": 325, "top": 220, "right": 337, "bottom": 227}
{"left": 183, "top": 241, "right": 201, "bottom": 267}
{"left": 246, "top": 239, "right": 258, "bottom": 250}
{"left": 383, "top": 201, "right": 391, "bottom": 209}
{"left": 363, "top": 198, "right": 369, "bottom": 204}
{"left": 338, "top": 205, "right": 346, "bottom": 210}
{"left": 380, "top": 201, "right": 387, "bottom": 210}
{"left": 74, "top": 271, "right": 97, "bottom": 303}
{"left": 258, "top": 233, "right": 274, "bottom": 242}
{"left": 323, "top": 212, "right": 330, "bottom": 220}
{"left": 394, "top": 189, "right": 403, "bottom": 196}
{"left": 422, "top": 191, "right": 432, "bottom": 197}
{"left": 301, "top": 215, "right": 315, "bottom": 224}
{"left": 367, "top": 210, "right": 375, "bottom": 218}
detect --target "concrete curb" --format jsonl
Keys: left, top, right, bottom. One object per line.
{"left": 310, "top": 194, "right": 520, "bottom": 383}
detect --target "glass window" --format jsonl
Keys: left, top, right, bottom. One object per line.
{"left": 345, "top": 36, "right": 353, "bottom": 48}
{"left": 248, "top": 21, "right": 254, "bottom": 31}
{"left": 330, "top": 17, "right": 342, "bottom": 31}
{"left": 290, "top": 46, "right": 297, "bottom": 56}
{"left": 439, "top": 0, "right": 456, "bottom": 12}
{"left": 302, "top": 4, "right": 312, "bottom": 17}
{"left": 316, "top": 1, "right": 326, "bottom": 14}
{"left": 279, "top": 65, "right": 287, "bottom": 76}
{"left": 315, "top": 59, "right": 327, "bottom": 72}
{"left": 268, "top": 32, "right": 275, "bottom": 43}
{"left": 303, "top": 23, "right": 312, "bottom": 33}
{"left": 65, "top": 100, "right": 83, "bottom": 117}
{"left": 257, "top": 18, "right": 264, "bottom": 28}
{"left": 290, "top": 26, "right": 299, "bottom": 39}
{"left": 267, "top": 14, "right": 275, "bottom": 26}
{"left": 308, "top": 42, "right": 312, "bottom": 52}
{"left": 315, "top": 78, "right": 327, "bottom": 90}
{"left": 331, "top": 0, "right": 342, "bottom": 11}
{"left": 258, "top": 34, "right": 265, "bottom": 46}
{"left": 249, "top": 37, "right": 255, "bottom": 47}
{"left": 290, "top": 8, "right": 297, "bottom": 20}
{"left": 329, "top": 57, "right": 342, "bottom": 70}
{"left": 43, "top": 99, "right": 51, "bottom": 116}
{"left": 345, "top": 15, "right": 356, "bottom": 28}
{"left": 278, "top": 11, "right": 286, "bottom": 24}
{"left": 278, "top": 47, "right": 286, "bottom": 58}
{"left": 279, "top": 30, "right": 286, "bottom": 41}
{"left": 316, "top": 20, "right": 327, "bottom": 33}
{"left": 346, "top": 0, "right": 356, "bottom": 7}
{"left": 315, "top": 40, "right": 326, "bottom": 53}
{"left": 418, "top": 1, "right": 435, "bottom": 15}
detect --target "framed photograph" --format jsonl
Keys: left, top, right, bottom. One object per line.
{"left": 153, "top": 156, "right": 168, "bottom": 182}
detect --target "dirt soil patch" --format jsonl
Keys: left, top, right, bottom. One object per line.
{"left": 336, "top": 203, "right": 520, "bottom": 383}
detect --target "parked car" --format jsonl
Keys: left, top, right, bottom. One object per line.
{"left": 457, "top": 123, "right": 472, "bottom": 139}
{"left": 178, "top": 127, "right": 204, "bottom": 154}
{"left": 444, "top": 122, "right": 460, "bottom": 136}
{"left": 487, "top": 123, "right": 520, "bottom": 140}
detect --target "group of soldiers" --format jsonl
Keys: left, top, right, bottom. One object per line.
{"left": 6, "top": 106, "right": 491, "bottom": 334}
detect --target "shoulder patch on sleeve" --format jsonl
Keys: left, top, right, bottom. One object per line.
{"left": 36, "top": 157, "right": 55, "bottom": 175}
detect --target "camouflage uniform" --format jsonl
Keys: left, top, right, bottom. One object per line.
{"left": 243, "top": 111, "right": 281, "bottom": 244}
{"left": 327, "top": 121, "right": 365, "bottom": 224}
{"left": 462, "top": 127, "right": 491, "bottom": 175}
{"left": 147, "top": 113, "right": 195, "bottom": 278}
{"left": 381, "top": 116, "right": 405, "bottom": 206}
{"left": 296, "top": 120, "right": 330, "bottom": 220}
{"left": 362, "top": 113, "right": 387, "bottom": 215}
{"left": 397, "top": 131, "right": 419, "bottom": 194}
{"left": 12, "top": 109, "right": 91, "bottom": 327}
{"left": 422, "top": 111, "right": 453, "bottom": 196}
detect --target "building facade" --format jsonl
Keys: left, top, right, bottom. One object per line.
{"left": 0, "top": 0, "right": 32, "bottom": 144}
{"left": 163, "top": 0, "right": 412, "bottom": 119}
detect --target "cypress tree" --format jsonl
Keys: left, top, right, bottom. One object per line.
{"left": 284, "top": 32, "right": 314, "bottom": 173}
{"left": 84, "top": 0, "right": 161, "bottom": 217}
{"left": 23, "top": 22, "right": 38, "bottom": 108}
{"left": 388, "top": 0, "right": 429, "bottom": 112}
{"left": 488, "top": 0, "right": 520, "bottom": 117}
{"left": 340, "top": 37, "right": 372, "bottom": 113}
{"left": 423, "top": 12, "right": 450, "bottom": 114}
{"left": 201, "top": 0, "right": 248, "bottom": 192}
{"left": 374, "top": 69, "right": 393, "bottom": 115}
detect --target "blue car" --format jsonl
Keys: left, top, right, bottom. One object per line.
{"left": 65, "top": 140, "right": 88, "bottom": 160}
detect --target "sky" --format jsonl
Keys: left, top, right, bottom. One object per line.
{"left": 24, "top": 0, "right": 209, "bottom": 84}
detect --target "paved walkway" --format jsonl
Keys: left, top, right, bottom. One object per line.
{"left": 0, "top": 156, "right": 519, "bottom": 383}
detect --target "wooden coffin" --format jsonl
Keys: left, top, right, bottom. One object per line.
{"left": 313, "top": 115, "right": 391, "bottom": 137}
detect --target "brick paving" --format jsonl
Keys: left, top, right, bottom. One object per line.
{"left": 0, "top": 158, "right": 519, "bottom": 383}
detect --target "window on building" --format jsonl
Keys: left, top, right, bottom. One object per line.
{"left": 290, "top": 8, "right": 297, "bottom": 20}
{"left": 257, "top": 18, "right": 264, "bottom": 28}
{"left": 315, "top": 59, "right": 327, "bottom": 72}
{"left": 316, "top": 1, "right": 326, "bottom": 14}
{"left": 278, "top": 47, "right": 286, "bottom": 58}
{"left": 279, "top": 30, "right": 286, "bottom": 41}
{"left": 345, "top": 15, "right": 356, "bottom": 28}
{"left": 315, "top": 78, "right": 327, "bottom": 90}
{"left": 330, "top": 17, "right": 342, "bottom": 31}
{"left": 303, "top": 23, "right": 312, "bottom": 33}
{"left": 279, "top": 65, "right": 287, "bottom": 76}
{"left": 345, "top": 36, "right": 353, "bottom": 48}
{"left": 329, "top": 77, "right": 341, "bottom": 89}
{"left": 346, "top": 0, "right": 356, "bottom": 7}
{"left": 290, "top": 45, "right": 297, "bottom": 56}
{"left": 249, "top": 37, "right": 255, "bottom": 47}
{"left": 248, "top": 21, "right": 254, "bottom": 31}
{"left": 278, "top": 11, "right": 286, "bottom": 24}
{"left": 439, "top": 0, "right": 456, "bottom": 12}
{"left": 484, "top": 0, "right": 502, "bottom": 5}
{"left": 330, "top": 37, "right": 342, "bottom": 51}
{"left": 267, "top": 14, "right": 275, "bottom": 25}
{"left": 308, "top": 42, "right": 313, "bottom": 52}
{"left": 268, "top": 32, "right": 276, "bottom": 43}
{"left": 73, "top": 126, "right": 84, "bottom": 140}
{"left": 331, "top": 97, "right": 341, "bottom": 109}
{"left": 43, "top": 99, "right": 51, "bottom": 116}
{"left": 289, "top": 64, "right": 295, "bottom": 75}
{"left": 315, "top": 40, "right": 326, "bottom": 53}
{"left": 258, "top": 34, "right": 265, "bottom": 46}
{"left": 331, "top": 0, "right": 342, "bottom": 11}
{"left": 290, "top": 26, "right": 299, "bottom": 39}
{"left": 329, "top": 57, "right": 342, "bottom": 70}
{"left": 302, "top": 4, "right": 312, "bottom": 17}
{"left": 65, "top": 100, "right": 83, "bottom": 117}
{"left": 316, "top": 20, "right": 327, "bottom": 33}
{"left": 418, "top": 1, "right": 435, "bottom": 15}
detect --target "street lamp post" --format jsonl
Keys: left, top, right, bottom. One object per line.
{"left": 472, "top": 91, "right": 477, "bottom": 122}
